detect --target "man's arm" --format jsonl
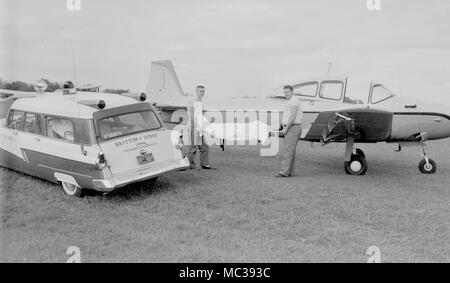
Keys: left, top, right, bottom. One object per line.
{"left": 284, "top": 104, "right": 298, "bottom": 133}
{"left": 187, "top": 100, "right": 194, "bottom": 124}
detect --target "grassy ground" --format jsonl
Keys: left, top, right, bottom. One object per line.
{"left": 1, "top": 140, "right": 449, "bottom": 262}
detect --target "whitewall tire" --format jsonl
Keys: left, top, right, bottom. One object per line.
{"left": 61, "top": 182, "right": 83, "bottom": 197}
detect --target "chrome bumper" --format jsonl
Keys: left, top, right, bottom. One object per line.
{"left": 92, "top": 157, "right": 190, "bottom": 191}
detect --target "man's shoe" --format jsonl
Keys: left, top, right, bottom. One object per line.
{"left": 201, "top": 165, "right": 217, "bottom": 170}
{"left": 276, "top": 173, "right": 288, "bottom": 177}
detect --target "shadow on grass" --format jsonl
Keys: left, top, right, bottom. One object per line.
{"left": 85, "top": 172, "right": 199, "bottom": 200}
{"left": 0, "top": 167, "right": 199, "bottom": 201}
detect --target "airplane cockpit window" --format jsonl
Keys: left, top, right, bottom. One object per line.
{"left": 7, "top": 110, "right": 24, "bottom": 130}
{"left": 319, "top": 81, "right": 344, "bottom": 100}
{"left": 370, "top": 84, "right": 396, "bottom": 104}
{"left": 293, "top": 82, "right": 318, "bottom": 97}
{"left": 46, "top": 117, "right": 75, "bottom": 142}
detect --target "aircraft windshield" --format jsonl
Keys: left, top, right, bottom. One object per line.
{"left": 293, "top": 82, "right": 318, "bottom": 97}
{"left": 370, "top": 84, "right": 396, "bottom": 104}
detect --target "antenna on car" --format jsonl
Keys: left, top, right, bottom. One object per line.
{"left": 69, "top": 42, "right": 87, "bottom": 156}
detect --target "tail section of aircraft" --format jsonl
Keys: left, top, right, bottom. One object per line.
{"left": 146, "top": 60, "right": 188, "bottom": 107}
{"left": 0, "top": 99, "right": 13, "bottom": 118}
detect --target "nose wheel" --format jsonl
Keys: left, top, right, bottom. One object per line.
{"left": 419, "top": 142, "right": 437, "bottom": 174}
{"left": 419, "top": 158, "right": 437, "bottom": 174}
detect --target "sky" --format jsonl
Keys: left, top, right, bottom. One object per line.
{"left": 1, "top": 0, "right": 450, "bottom": 103}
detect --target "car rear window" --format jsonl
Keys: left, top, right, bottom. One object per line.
{"left": 98, "top": 110, "right": 161, "bottom": 140}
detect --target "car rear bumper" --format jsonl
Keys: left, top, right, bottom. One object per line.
{"left": 91, "top": 157, "right": 190, "bottom": 191}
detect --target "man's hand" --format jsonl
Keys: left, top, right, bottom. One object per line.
{"left": 281, "top": 127, "right": 289, "bottom": 135}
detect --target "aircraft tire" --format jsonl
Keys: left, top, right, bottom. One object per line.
{"left": 345, "top": 154, "right": 368, "bottom": 175}
{"left": 419, "top": 159, "right": 437, "bottom": 174}
{"left": 355, "top": 148, "right": 365, "bottom": 159}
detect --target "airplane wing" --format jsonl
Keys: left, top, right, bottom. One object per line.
{"left": 0, "top": 89, "right": 38, "bottom": 99}
{"left": 0, "top": 89, "right": 43, "bottom": 118}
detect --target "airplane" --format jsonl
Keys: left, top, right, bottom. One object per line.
{"left": 146, "top": 60, "right": 450, "bottom": 175}
{"left": 0, "top": 80, "right": 52, "bottom": 118}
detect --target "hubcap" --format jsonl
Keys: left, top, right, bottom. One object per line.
{"left": 66, "top": 183, "right": 77, "bottom": 192}
{"left": 350, "top": 161, "right": 362, "bottom": 172}
{"left": 424, "top": 163, "right": 433, "bottom": 171}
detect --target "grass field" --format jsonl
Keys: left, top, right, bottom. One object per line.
{"left": 1, "top": 140, "right": 449, "bottom": 262}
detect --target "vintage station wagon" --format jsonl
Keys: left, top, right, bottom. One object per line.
{"left": 0, "top": 91, "right": 189, "bottom": 196}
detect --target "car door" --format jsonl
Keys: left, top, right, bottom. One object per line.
{"left": 0, "top": 110, "right": 23, "bottom": 170}
{"left": 16, "top": 112, "right": 44, "bottom": 176}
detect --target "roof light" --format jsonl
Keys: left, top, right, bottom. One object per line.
{"left": 139, "top": 92, "right": 147, "bottom": 101}
{"left": 98, "top": 100, "right": 106, "bottom": 109}
{"left": 78, "top": 99, "right": 106, "bottom": 110}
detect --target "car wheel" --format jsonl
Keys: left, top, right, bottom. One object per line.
{"left": 61, "top": 182, "right": 83, "bottom": 197}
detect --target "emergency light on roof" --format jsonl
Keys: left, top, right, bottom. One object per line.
{"left": 78, "top": 99, "right": 106, "bottom": 110}
{"left": 120, "top": 92, "right": 147, "bottom": 102}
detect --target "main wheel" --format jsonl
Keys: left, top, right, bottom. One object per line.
{"left": 419, "top": 158, "right": 437, "bottom": 174}
{"left": 355, "top": 148, "right": 365, "bottom": 159}
{"left": 345, "top": 154, "right": 368, "bottom": 175}
{"left": 61, "top": 182, "right": 83, "bottom": 197}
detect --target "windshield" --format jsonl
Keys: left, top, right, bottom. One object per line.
{"left": 98, "top": 110, "right": 161, "bottom": 140}
{"left": 370, "top": 84, "right": 396, "bottom": 104}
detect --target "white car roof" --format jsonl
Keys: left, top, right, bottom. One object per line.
{"left": 10, "top": 92, "right": 142, "bottom": 119}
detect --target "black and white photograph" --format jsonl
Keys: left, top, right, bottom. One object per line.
{"left": 0, "top": 0, "right": 449, "bottom": 267}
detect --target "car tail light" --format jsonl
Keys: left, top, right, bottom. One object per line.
{"left": 175, "top": 135, "right": 184, "bottom": 150}
{"left": 95, "top": 150, "right": 107, "bottom": 170}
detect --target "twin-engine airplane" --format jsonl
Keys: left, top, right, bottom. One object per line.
{"left": 1, "top": 62, "right": 449, "bottom": 175}
{"left": 146, "top": 60, "right": 450, "bottom": 175}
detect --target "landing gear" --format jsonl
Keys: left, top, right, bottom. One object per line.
{"left": 418, "top": 142, "right": 437, "bottom": 174}
{"left": 343, "top": 136, "right": 368, "bottom": 175}
{"left": 419, "top": 159, "right": 437, "bottom": 174}
{"left": 355, "top": 148, "right": 365, "bottom": 159}
{"left": 345, "top": 149, "right": 368, "bottom": 175}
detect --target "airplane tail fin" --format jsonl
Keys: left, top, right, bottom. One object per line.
{"left": 146, "top": 60, "right": 188, "bottom": 106}
{"left": 0, "top": 99, "right": 14, "bottom": 118}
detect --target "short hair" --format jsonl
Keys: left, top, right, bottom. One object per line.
{"left": 196, "top": 85, "right": 205, "bottom": 90}
{"left": 283, "top": 85, "right": 293, "bottom": 91}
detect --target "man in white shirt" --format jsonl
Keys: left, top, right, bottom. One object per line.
{"left": 277, "top": 85, "right": 303, "bottom": 177}
{"left": 186, "top": 86, "right": 216, "bottom": 170}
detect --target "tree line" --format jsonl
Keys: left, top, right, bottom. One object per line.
{"left": 0, "top": 78, "right": 62, "bottom": 92}
{"left": 0, "top": 78, "right": 129, "bottom": 94}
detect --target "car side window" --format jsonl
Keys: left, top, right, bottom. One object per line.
{"left": 45, "top": 117, "right": 75, "bottom": 142}
{"left": 24, "top": 113, "right": 37, "bottom": 133}
{"left": 7, "top": 110, "right": 24, "bottom": 130}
